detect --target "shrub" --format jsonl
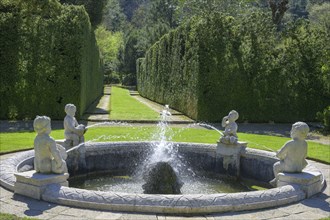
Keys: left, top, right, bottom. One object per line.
{"left": 0, "top": 0, "right": 103, "bottom": 119}
{"left": 122, "top": 73, "right": 137, "bottom": 86}
{"left": 317, "top": 106, "right": 330, "bottom": 132}
{"left": 110, "top": 72, "right": 121, "bottom": 84}
{"left": 137, "top": 12, "right": 330, "bottom": 122}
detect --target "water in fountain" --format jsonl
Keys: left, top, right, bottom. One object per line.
{"left": 85, "top": 121, "right": 136, "bottom": 142}
{"left": 196, "top": 122, "right": 224, "bottom": 136}
{"left": 139, "top": 105, "right": 194, "bottom": 178}
{"left": 86, "top": 121, "right": 132, "bottom": 129}
{"left": 69, "top": 105, "right": 265, "bottom": 194}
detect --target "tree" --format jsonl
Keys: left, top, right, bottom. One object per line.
{"left": 103, "top": 0, "right": 127, "bottom": 32}
{"left": 118, "top": 0, "right": 142, "bottom": 21}
{"left": 95, "top": 26, "right": 123, "bottom": 82}
{"left": 59, "top": 0, "right": 107, "bottom": 27}
{"left": 268, "top": 0, "right": 289, "bottom": 28}
{"left": 308, "top": 2, "right": 330, "bottom": 32}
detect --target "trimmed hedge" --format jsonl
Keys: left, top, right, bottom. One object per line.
{"left": 0, "top": 0, "right": 103, "bottom": 120}
{"left": 137, "top": 12, "right": 330, "bottom": 122}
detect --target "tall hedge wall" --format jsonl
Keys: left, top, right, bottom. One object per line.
{"left": 0, "top": 0, "right": 103, "bottom": 120}
{"left": 137, "top": 13, "right": 330, "bottom": 122}
{"left": 137, "top": 23, "right": 200, "bottom": 119}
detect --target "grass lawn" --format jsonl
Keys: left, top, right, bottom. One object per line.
{"left": 0, "top": 213, "right": 37, "bottom": 220}
{"left": 109, "top": 86, "right": 160, "bottom": 120}
{"left": 1, "top": 126, "right": 329, "bottom": 164}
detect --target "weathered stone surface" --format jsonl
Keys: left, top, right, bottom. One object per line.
{"left": 33, "top": 116, "right": 68, "bottom": 174}
{"left": 271, "top": 122, "right": 310, "bottom": 186}
{"left": 277, "top": 166, "right": 325, "bottom": 198}
{"left": 0, "top": 150, "right": 34, "bottom": 191}
{"left": 41, "top": 184, "right": 305, "bottom": 214}
{"left": 219, "top": 110, "right": 239, "bottom": 145}
{"left": 143, "top": 162, "right": 183, "bottom": 194}
{"left": 64, "top": 104, "right": 87, "bottom": 148}
{"left": 14, "top": 170, "right": 69, "bottom": 200}
{"left": 216, "top": 142, "right": 247, "bottom": 177}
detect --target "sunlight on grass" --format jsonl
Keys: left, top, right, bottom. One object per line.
{"left": 0, "top": 130, "right": 64, "bottom": 153}
{"left": 0, "top": 213, "right": 38, "bottom": 220}
{"left": 109, "top": 87, "right": 160, "bottom": 120}
{"left": 1, "top": 127, "right": 329, "bottom": 163}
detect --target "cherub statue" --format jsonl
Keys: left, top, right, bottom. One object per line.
{"left": 220, "top": 110, "right": 239, "bottom": 144}
{"left": 270, "top": 122, "right": 310, "bottom": 186}
{"left": 64, "top": 104, "right": 86, "bottom": 147}
{"left": 33, "top": 116, "right": 68, "bottom": 174}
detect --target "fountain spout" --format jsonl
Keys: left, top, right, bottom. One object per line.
{"left": 142, "top": 162, "right": 183, "bottom": 194}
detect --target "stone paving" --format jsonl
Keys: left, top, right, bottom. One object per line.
{"left": 82, "top": 86, "right": 111, "bottom": 121}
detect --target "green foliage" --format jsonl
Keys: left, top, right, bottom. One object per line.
{"left": 103, "top": 0, "right": 127, "bottom": 32}
{"left": 317, "top": 106, "right": 330, "bottom": 131}
{"left": 0, "top": 0, "right": 103, "bottom": 119}
{"left": 108, "top": 72, "right": 121, "bottom": 84}
{"left": 176, "top": 0, "right": 254, "bottom": 21}
{"left": 118, "top": 27, "right": 142, "bottom": 82}
{"left": 122, "top": 73, "right": 137, "bottom": 86}
{"left": 95, "top": 25, "right": 123, "bottom": 80}
{"left": 138, "top": 18, "right": 200, "bottom": 119}
{"left": 137, "top": 12, "right": 330, "bottom": 122}
{"left": 59, "top": 0, "right": 107, "bottom": 27}
{"left": 0, "top": 213, "right": 38, "bottom": 220}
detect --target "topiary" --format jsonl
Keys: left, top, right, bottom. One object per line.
{"left": 317, "top": 106, "right": 330, "bottom": 132}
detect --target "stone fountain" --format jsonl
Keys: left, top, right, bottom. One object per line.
{"left": 0, "top": 106, "right": 326, "bottom": 214}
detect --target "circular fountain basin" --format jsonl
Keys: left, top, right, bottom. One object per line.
{"left": 0, "top": 141, "right": 325, "bottom": 214}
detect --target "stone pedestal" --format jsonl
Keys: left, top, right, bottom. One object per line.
{"left": 216, "top": 141, "right": 247, "bottom": 177}
{"left": 56, "top": 139, "right": 72, "bottom": 150}
{"left": 277, "top": 170, "right": 324, "bottom": 198}
{"left": 14, "top": 170, "right": 69, "bottom": 200}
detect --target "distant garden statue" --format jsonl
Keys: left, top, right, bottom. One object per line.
{"left": 33, "top": 116, "right": 68, "bottom": 174}
{"left": 270, "top": 122, "right": 310, "bottom": 186}
{"left": 220, "top": 110, "right": 239, "bottom": 145}
{"left": 64, "top": 104, "right": 87, "bottom": 148}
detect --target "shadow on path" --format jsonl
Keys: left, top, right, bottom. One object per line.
{"left": 13, "top": 194, "right": 63, "bottom": 217}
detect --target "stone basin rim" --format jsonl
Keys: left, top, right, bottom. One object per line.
{"left": 0, "top": 141, "right": 324, "bottom": 214}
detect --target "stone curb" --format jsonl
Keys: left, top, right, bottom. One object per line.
{"left": 0, "top": 144, "right": 319, "bottom": 215}
{"left": 42, "top": 184, "right": 305, "bottom": 214}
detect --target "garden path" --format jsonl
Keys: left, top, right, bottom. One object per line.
{"left": 83, "top": 85, "right": 194, "bottom": 123}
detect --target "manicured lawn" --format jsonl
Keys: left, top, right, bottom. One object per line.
{"left": 1, "top": 126, "right": 329, "bottom": 164}
{"left": 0, "top": 130, "right": 64, "bottom": 154}
{"left": 109, "top": 86, "right": 160, "bottom": 120}
{"left": 0, "top": 213, "right": 37, "bottom": 220}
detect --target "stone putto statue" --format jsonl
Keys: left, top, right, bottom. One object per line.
{"left": 64, "top": 104, "right": 86, "bottom": 148}
{"left": 220, "top": 110, "right": 239, "bottom": 144}
{"left": 270, "top": 122, "right": 310, "bottom": 186}
{"left": 33, "top": 116, "right": 68, "bottom": 174}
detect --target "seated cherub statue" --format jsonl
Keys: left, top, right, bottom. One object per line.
{"left": 270, "top": 122, "right": 310, "bottom": 186}
{"left": 220, "top": 110, "right": 239, "bottom": 144}
{"left": 64, "top": 104, "right": 86, "bottom": 148}
{"left": 33, "top": 116, "right": 68, "bottom": 174}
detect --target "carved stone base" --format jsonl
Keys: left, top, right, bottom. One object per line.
{"left": 56, "top": 139, "right": 72, "bottom": 149}
{"left": 277, "top": 170, "right": 324, "bottom": 198}
{"left": 14, "top": 170, "right": 69, "bottom": 200}
{"left": 216, "top": 141, "right": 247, "bottom": 177}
